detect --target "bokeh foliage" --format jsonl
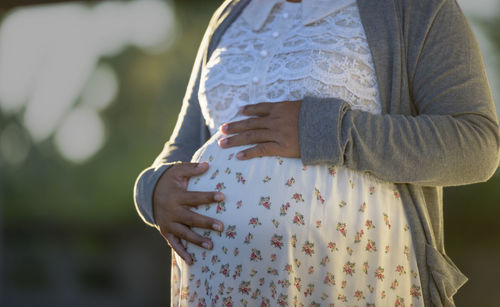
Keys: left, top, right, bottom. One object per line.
{"left": 1, "top": 0, "right": 499, "bottom": 306}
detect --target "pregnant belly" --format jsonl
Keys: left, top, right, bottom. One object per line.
{"left": 174, "top": 131, "right": 422, "bottom": 307}
{"left": 172, "top": 134, "right": 421, "bottom": 306}
{"left": 183, "top": 130, "right": 404, "bottom": 262}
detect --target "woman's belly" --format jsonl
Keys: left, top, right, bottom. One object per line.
{"left": 185, "top": 129, "right": 404, "bottom": 248}
{"left": 174, "top": 129, "right": 423, "bottom": 306}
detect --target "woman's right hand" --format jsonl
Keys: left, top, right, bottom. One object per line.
{"left": 153, "top": 161, "right": 225, "bottom": 265}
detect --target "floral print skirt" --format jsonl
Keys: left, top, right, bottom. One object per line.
{"left": 171, "top": 130, "right": 424, "bottom": 307}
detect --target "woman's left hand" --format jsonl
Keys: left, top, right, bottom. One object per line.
{"left": 218, "top": 100, "right": 302, "bottom": 159}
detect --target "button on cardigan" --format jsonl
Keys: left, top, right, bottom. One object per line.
{"left": 133, "top": 0, "right": 500, "bottom": 305}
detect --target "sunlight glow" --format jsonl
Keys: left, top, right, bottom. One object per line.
{"left": 0, "top": 0, "right": 175, "bottom": 163}
{"left": 54, "top": 106, "right": 105, "bottom": 163}
{"left": 80, "top": 64, "right": 119, "bottom": 111}
{"left": 21, "top": 43, "right": 97, "bottom": 142}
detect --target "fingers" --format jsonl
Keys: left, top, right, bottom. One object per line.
{"left": 219, "top": 129, "right": 275, "bottom": 148}
{"left": 179, "top": 208, "right": 225, "bottom": 231}
{"left": 176, "top": 190, "right": 225, "bottom": 206}
{"left": 220, "top": 117, "right": 270, "bottom": 135}
{"left": 154, "top": 160, "right": 226, "bottom": 265}
{"left": 171, "top": 161, "right": 209, "bottom": 178}
{"left": 236, "top": 142, "right": 280, "bottom": 160}
{"left": 238, "top": 102, "right": 274, "bottom": 116}
{"left": 168, "top": 222, "right": 213, "bottom": 251}
{"left": 165, "top": 233, "right": 193, "bottom": 265}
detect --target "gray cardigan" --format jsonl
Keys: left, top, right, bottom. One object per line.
{"left": 133, "top": 0, "right": 500, "bottom": 305}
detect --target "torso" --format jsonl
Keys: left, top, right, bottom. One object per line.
{"left": 171, "top": 1, "right": 424, "bottom": 306}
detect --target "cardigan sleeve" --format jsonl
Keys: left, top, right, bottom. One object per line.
{"left": 132, "top": 0, "right": 251, "bottom": 227}
{"left": 133, "top": 82, "right": 206, "bottom": 227}
{"left": 298, "top": 0, "right": 500, "bottom": 187}
{"left": 133, "top": 16, "right": 215, "bottom": 228}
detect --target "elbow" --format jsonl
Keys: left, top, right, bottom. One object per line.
{"left": 475, "top": 147, "right": 500, "bottom": 183}
{"left": 133, "top": 167, "right": 159, "bottom": 228}
{"left": 479, "top": 138, "right": 500, "bottom": 182}
{"left": 441, "top": 114, "right": 500, "bottom": 186}
{"left": 467, "top": 117, "right": 500, "bottom": 183}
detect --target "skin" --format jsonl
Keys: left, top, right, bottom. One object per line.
{"left": 153, "top": 161, "right": 224, "bottom": 265}
{"left": 153, "top": 100, "right": 302, "bottom": 264}
{"left": 219, "top": 100, "right": 302, "bottom": 160}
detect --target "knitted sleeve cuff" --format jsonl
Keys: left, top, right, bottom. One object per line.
{"left": 298, "top": 95, "right": 351, "bottom": 166}
{"left": 133, "top": 162, "right": 177, "bottom": 227}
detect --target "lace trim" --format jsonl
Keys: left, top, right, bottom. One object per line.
{"left": 199, "top": 2, "right": 381, "bottom": 134}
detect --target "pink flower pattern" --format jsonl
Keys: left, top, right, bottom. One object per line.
{"left": 170, "top": 143, "right": 423, "bottom": 306}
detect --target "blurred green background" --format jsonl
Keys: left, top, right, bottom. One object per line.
{"left": 0, "top": 0, "right": 499, "bottom": 306}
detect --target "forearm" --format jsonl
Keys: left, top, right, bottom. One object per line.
{"left": 133, "top": 127, "right": 208, "bottom": 228}
{"left": 133, "top": 72, "right": 207, "bottom": 228}
{"left": 132, "top": 0, "right": 225, "bottom": 227}
{"left": 299, "top": 0, "right": 500, "bottom": 186}
{"left": 299, "top": 96, "right": 500, "bottom": 186}
{"left": 133, "top": 105, "right": 207, "bottom": 227}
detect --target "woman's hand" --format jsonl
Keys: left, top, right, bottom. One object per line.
{"left": 153, "top": 161, "right": 225, "bottom": 265}
{"left": 218, "top": 100, "right": 302, "bottom": 159}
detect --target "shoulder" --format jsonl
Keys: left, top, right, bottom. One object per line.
{"left": 397, "top": 0, "right": 471, "bottom": 39}
{"left": 368, "top": 0, "right": 469, "bottom": 38}
{"left": 194, "top": 0, "right": 243, "bottom": 56}
{"left": 356, "top": 0, "right": 456, "bottom": 29}
{"left": 207, "top": 0, "right": 246, "bottom": 29}
{"left": 393, "top": 0, "right": 464, "bottom": 20}
{"left": 393, "top": 0, "right": 456, "bottom": 9}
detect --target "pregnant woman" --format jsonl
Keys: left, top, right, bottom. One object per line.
{"left": 133, "top": 0, "right": 500, "bottom": 306}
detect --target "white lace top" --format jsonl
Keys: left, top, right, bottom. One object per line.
{"left": 198, "top": 0, "right": 381, "bottom": 136}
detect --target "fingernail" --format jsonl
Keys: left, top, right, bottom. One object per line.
{"left": 236, "top": 152, "right": 244, "bottom": 159}
{"left": 202, "top": 241, "right": 212, "bottom": 249}
{"left": 212, "top": 223, "right": 222, "bottom": 232}
{"left": 238, "top": 106, "right": 244, "bottom": 113}
{"left": 197, "top": 162, "right": 206, "bottom": 169}
{"left": 214, "top": 193, "right": 224, "bottom": 201}
{"left": 218, "top": 138, "right": 227, "bottom": 147}
{"left": 220, "top": 124, "right": 228, "bottom": 133}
